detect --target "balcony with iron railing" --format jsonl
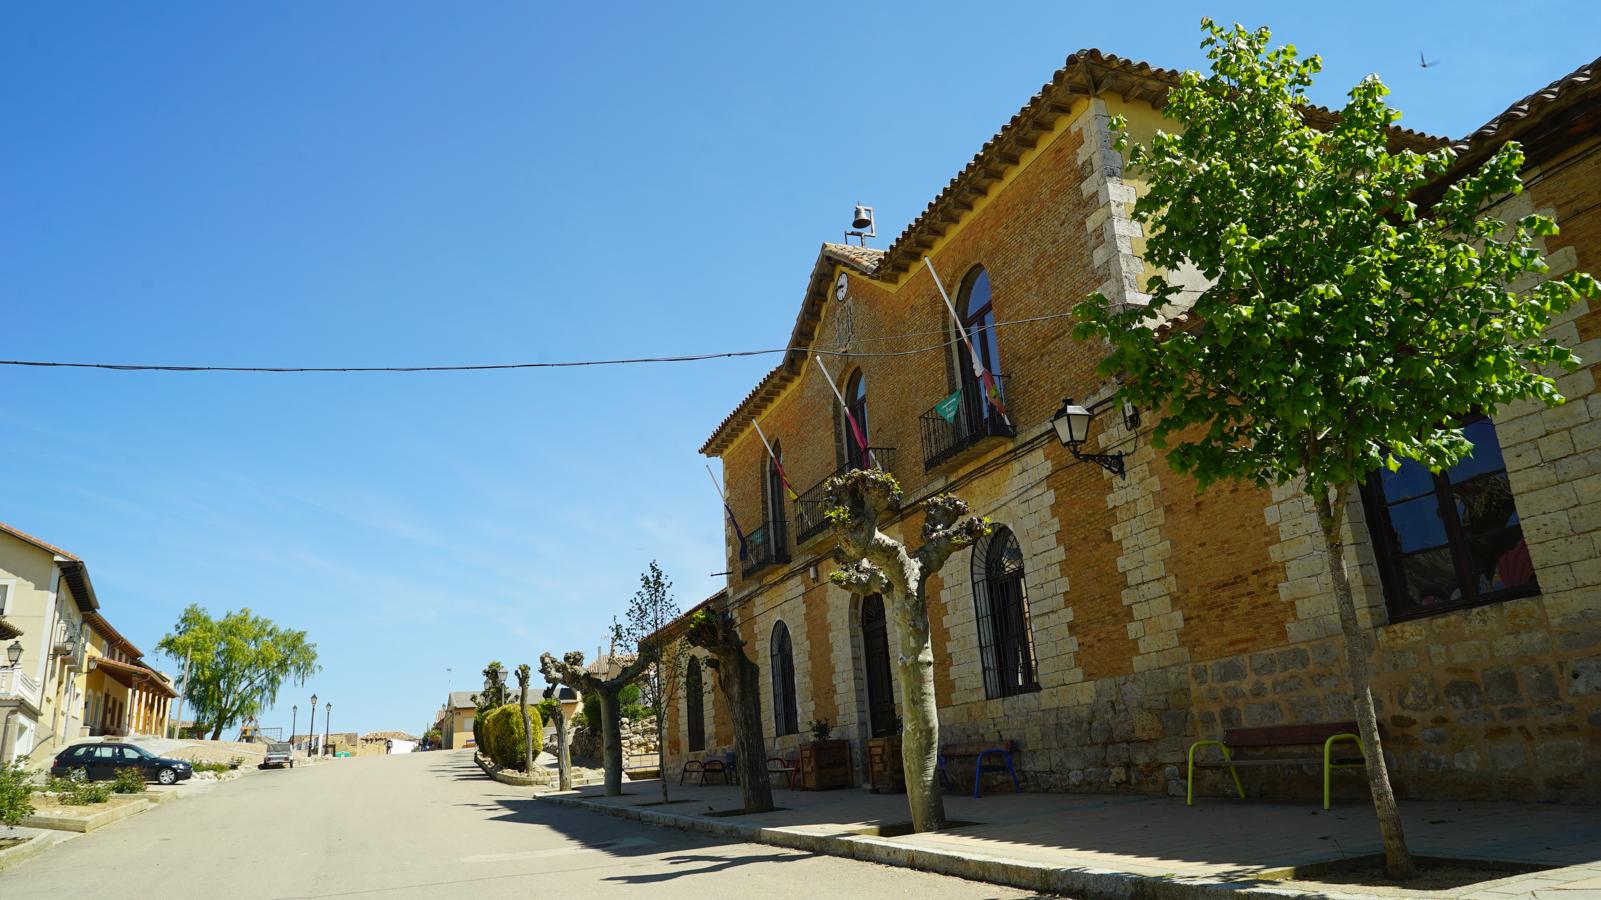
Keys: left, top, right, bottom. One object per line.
{"left": 740, "top": 520, "right": 792, "bottom": 576}
{"left": 793, "top": 448, "right": 898, "bottom": 544}
{"left": 919, "top": 375, "right": 1015, "bottom": 470}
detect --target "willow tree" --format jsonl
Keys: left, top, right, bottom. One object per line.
{"left": 157, "top": 605, "right": 319, "bottom": 741}
{"left": 539, "top": 649, "right": 654, "bottom": 796}
{"left": 684, "top": 606, "right": 774, "bottom": 814}
{"left": 1073, "top": 21, "right": 1595, "bottom": 879}
{"left": 826, "top": 469, "right": 988, "bottom": 832}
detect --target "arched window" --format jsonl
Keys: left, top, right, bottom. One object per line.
{"left": 686, "top": 656, "right": 706, "bottom": 752}
{"left": 769, "top": 621, "right": 799, "bottom": 736}
{"left": 958, "top": 267, "right": 1001, "bottom": 378}
{"left": 955, "top": 266, "right": 1005, "bottom": 427}
{"left": 764, "top": 440, "right": 789, "bottom": 548}
{"left": 971, "top": 525, "right": 1039, "bottom": 699}
{"left": 845, "top": 368, "right": 870, "bottom": 470}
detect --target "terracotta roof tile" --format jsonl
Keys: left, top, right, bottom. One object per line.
{"left": 0, "top": 520, "right": 81, "bottom": 561}
{"left": 698, "top": 48, "right": 1449, "bottom": 457}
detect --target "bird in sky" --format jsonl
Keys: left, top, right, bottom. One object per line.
{"left": 1420, "top": 51, "right": 1439, "bottom": 69}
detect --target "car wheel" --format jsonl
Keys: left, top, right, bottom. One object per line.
{"left": 158, "top": 767, "right": 178, "bottom": 785}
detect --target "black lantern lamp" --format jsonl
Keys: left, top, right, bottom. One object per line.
{"left": 1052, "top": 398, "right": 1126, "bottom": 478}
{"left": 6, "top": 640, "right": 21, "bottom": 667}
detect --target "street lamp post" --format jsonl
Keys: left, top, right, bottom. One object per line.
{"left": 308, "top": 693, "right": 318, "bottom": 755}
{"left": 290, "top": 705, "right": 298, "bottom": 750}
{"left": 323, "top": 702, "right": 331, "bottom": 757}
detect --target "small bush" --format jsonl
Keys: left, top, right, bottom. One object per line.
{"left": 482, "top": 703, "right": 543, "bottom": 771}
{"left": 111, "top": 767, "right": 147, "bottom": 794}
{"left": 47, "top": 769, "right": 112, "bottom": 805}
{"left": 192, "top": 761, "right": 232, "bottom": 774}
{"left": 1, "top": 759, "right": 36, "bottom": 828}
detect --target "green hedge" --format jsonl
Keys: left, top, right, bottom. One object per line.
{"left": 483, "top": 702, "right": 543, "bottom": 771}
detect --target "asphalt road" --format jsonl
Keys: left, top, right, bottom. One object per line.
{"left": 1, "top": 749, "right": 1043, "bottom": 898}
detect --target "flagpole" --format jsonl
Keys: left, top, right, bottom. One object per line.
{"left": 924, "top": 256, "right": 1010, "bottom": 425}
{"left": 752, "top": 420, "right": 799, "bottom": 500}
{"left": 706, "top": 465, "right": 750, "bottom": 562}
{"left": 704, "top": 464, "right": 729, "bottom": 502}
{"left": 811, "top": 354, "right": 876, "bottom": 469}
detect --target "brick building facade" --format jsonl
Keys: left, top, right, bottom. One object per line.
{"left": 664, "top": 51, "right": 1601, "bottom": 804}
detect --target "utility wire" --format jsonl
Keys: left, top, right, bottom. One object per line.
{"left": 0, "top": 308, "right": 1095, "bottom": 374}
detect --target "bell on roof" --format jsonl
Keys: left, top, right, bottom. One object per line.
{"left": 845, "top": 203, "right": 876, "bottom": 246}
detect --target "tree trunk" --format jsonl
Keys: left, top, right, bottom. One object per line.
{"left": 657, "top": 673, "right": 670, "bottom": 805}
{"left": 894, "top": 582, "right": 945, "bottom": 832}
{"left": 1313, "top": 485, "right": 1416, "bottom": 880}
{"left": 687, "top": 610, "right": 775, "bottom": 814}
{"left": 726, "top": 653, "right": 775, "bottom": 813}
{"left": 519, "top": 682, "right": 535, "bottom": 774}
{"left": 554, "top": 709, "right": 572, "bottom": 790}
{"left": 599, "top": 689, "right": 624, "bottom": 796}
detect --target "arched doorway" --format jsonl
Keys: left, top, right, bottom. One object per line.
{"left": 861, "top": 594, "right": 896, "bottom": 737}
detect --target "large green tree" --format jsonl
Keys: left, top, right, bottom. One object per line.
{"left": 1074, "top": 21, "right": 1596, "bottom": 878}
{"left": 157, "top": 605, "right": 320, "bottom": 741}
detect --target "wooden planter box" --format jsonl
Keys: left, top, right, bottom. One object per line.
{"left": 867, "top": 736, "right": 904, "bottom": 793}
{"left": 798, "top": 739, "right": 852, "bottom": 791}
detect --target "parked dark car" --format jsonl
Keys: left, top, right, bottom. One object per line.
{"left": 51, "top": 742, "right": 195, "bottom": 785}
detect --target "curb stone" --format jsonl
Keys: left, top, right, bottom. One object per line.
{"left": 0, "top": 831, "right": 73, "bottom": 871}
{"left": 537, "top": 793, "right": 1391, "bottom": 900}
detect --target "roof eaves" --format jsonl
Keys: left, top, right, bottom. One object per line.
{"left": 0, "top": 521, "right": 82, "bottom": 562}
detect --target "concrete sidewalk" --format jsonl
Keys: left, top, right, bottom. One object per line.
{"left": 538, "top": 780, "right": 1601, "bottom": 898}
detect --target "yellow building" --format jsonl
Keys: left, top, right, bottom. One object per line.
{"left": 0, "top": 521, "right": 175, "bottom": 764}
{"left": 81, "top": 611, "right": 175, "bottom": 739}
{"left": 440, "top": 691, "right": 477, "bottom": 749}
{"left": 0, "top": 522, "right": 96, "bottom": 763}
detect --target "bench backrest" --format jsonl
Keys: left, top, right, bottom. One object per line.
{"left": 1224, "top": 722, "right": 1359, "bottom": 747}
{"left": 941, "top": 740, "right": 1017, "bottom": 756}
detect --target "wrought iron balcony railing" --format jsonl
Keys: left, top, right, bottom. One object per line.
{"left": 793, "top": 448, "right": 898, "bottom": 544}
{"left": 919, "top": 375, "right": 1015, "bottom": 470}
{"left": 740, "top": 520, "right": 792, "bottom": 576}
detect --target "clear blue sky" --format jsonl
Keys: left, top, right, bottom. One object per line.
{"left": 3, "top": 2, "right": 1596, "bottom": 737}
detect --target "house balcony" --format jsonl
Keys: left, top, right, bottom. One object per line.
{"left": 793, "top": 448, "right": 898, "bottom": 544}
{"left": 919, "top": 375, "right": 1015, "bottom": 471}
{"left": 0, "top": 666, "right": 42, "bottom": 705}
{"left": 741, "top": 521, "right": 792, "bottom": 577}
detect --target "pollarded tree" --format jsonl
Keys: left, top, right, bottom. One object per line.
{"left": 539, "top": 648, "right": 654, "bottom": 796}
{"left": 683, "top": 605, "right": 774, "bottom": 814}
{"left": 514, "top": 664, "right": 537, "bottom": 775}
{"left": 826, "top": 469, "right": 988, "bottom": 833}
{"left": 1073, "top": 21, "right": 1596, "bottom": 879}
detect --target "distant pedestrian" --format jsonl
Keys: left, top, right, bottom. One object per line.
{"left": 385, "top": 739, "right": 393, "bottom": 755}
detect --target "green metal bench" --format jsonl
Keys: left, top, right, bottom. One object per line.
{"left": 1187, "top": 721, "right": 1366, "bottom": 810}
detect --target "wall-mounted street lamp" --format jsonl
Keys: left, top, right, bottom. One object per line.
{"left": 6, "top": 640, "right": 21, "bottom": 668}
{"left": 1052, "top": 398, "right": 1126, "bottom": 478}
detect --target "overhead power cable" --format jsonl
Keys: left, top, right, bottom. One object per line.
{"left": 0, "top": 308, "right": 1095, "bottom": 374}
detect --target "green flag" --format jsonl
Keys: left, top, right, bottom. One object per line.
{"left": 934, "top": 388, "right": 961, "bottom": 423}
